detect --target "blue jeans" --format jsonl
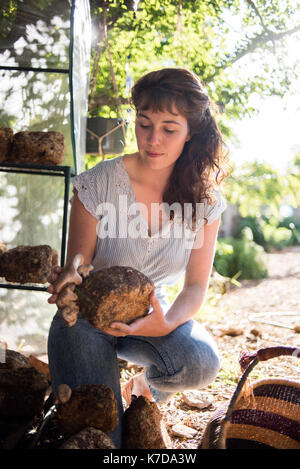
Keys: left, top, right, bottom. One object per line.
{"left": 47, "top": 312, "right": 221, "bottom": 448}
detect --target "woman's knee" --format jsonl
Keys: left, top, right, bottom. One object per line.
{"left": 185, "top": 342, "right": 221, "bottom": 389}
{"left": 48, "top": 311, "right": 115, "bottom": 362}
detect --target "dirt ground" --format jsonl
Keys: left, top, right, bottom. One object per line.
{"left": 128, "top": 246, "right": 300, "bottom": 449}
{"left": 2, "top": 247, "right": 299, "bottom": 449}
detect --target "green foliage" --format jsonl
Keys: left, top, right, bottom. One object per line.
{"left": 237, "top": 213, "right": 300, "bottom": 252}
{"left": 278, "top": 216, "right": 300, "bottom": 245}
{"left": 89, "top": 0, "right": 300, "bottom": 138}
{"left": 214, "top": 228, "right": 268, "bottom": 279}
{"left": 225, "top": 161, "right": 290, "bottom": 218}
{"left": 261, "top": 224, "right": 293, "bottom": 251}
{"left": 237, "top": 215, "right": 266, "bottom": 248}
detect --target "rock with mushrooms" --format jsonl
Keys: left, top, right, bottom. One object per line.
{"left": 75, "top": 265, "right": 154, "bottom": 330}
{"left": 53, "top": 254, "right": 154, "bottom": 329}
{"left": 56, "top": 384, "right": 119, "bottom": 438}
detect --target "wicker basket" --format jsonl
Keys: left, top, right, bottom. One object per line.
{"left": 199, "top": 346, "right": 300, "bottom": 449}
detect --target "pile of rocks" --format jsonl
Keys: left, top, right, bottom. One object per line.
{"left": 0, "top": 349, "right": 172, "bottom": 449}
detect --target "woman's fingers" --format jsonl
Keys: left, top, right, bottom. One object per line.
{"left": 110, "top": 322, "right": 131, "bottom": 333}
{"left": 103, "top": 322, "right": 131, "bottom": 336}
{"left": 149, "top": 292, "right": 163, "bottom": 314}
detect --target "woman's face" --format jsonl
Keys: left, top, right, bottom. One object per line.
{"left": 135, "top": 106, "right": 190, "bottom": 171}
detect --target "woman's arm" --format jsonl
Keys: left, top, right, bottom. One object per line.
{"left": 164, "top": 217, "right": 221, "bottom": 331}
{"left": 47, "top": 190, "right": 98, "bottom": 303}
{"left": 107, "top": 217, "right": 221, "bottom": 337}
{"left": 66, "top": 190, "right": 98, "bottom": 265}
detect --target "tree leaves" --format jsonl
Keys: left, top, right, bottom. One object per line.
{"left": 89, "top": 0, "right": 300, "bottom": 129}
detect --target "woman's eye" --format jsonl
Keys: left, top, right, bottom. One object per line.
{"left": 139, "top": 123, "right": 150, "bottom": 129}
{"left": 165, "top": 129, "right": 175, "bottom": 134}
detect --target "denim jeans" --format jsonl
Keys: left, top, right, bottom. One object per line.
{"left": 48, "top": 311, "right": 221, "bottom": 448}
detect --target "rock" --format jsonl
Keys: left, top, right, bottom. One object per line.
{"left": 182, "top": 391, "right": 213, "bottom": 409}
{"left": 171, "top": 423, "right": 198, "bottom": 439}
{"left": 29, "top": 355, "right": 51, "bottom": 383}
{"left": 122, "top": 396, "right": 172, "bottom": 449}
{"left": 294, "top": 325, "right": 300, "bottom": 333}
{"left": 0, "top": 245, "right": 58, "bottom": 284}
{"left": 250, "top": 328, "right": 262, "bottom": 337}
{"left": 0, "top": 127, "right": 13, "bottom": 162}
{"left": 75, "top": 266, "right": 154, "bottom": 330}
{"left": 0, "top": 349, "right": 31, "bottom": 370}
{"left": 9, "top": 131, "right": 65, "bottom": 165}
{"left": 0, "top": 350, "right": 48, "bottom": 418}
{"left": 56, "top": 384, "right": 119, "bottom": 438}
{"left": 59, "top": 427, "right": 116, "bottom": 449}
{"left": 219, "top": 327, "right": 244, "bottom": 337}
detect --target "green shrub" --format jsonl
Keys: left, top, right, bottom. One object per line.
{"left": 261, "top": 224, "right": 293, "bottom": 251}
{"left": 278, "top": 217, "right": 300, "bottom": 245}
{"left": 237, "top": 215, "right": 298, "bottom": 251}
{"left": 214, "top": 228, "right": 268, "bottom": 280}
{"left": 237, "top": 216, "right": 266, "bottom": 248}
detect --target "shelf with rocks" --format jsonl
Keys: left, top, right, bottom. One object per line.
{"left": 0, "top": 131, "right": 75, "bottom": 292}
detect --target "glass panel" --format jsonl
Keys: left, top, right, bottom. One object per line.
{"left": 0, "top": 169, "right": 69, "bottom": 355}
{"left": 0, "top": 288, "right": 57, "bottom": 356}
{"left": 0, "top": 68, "right": 73, "bottom": 167}
{"left": 0, "top": 170, "right": 67, "bottom": 267}
{"left": 0, "top": 0, "right": 91, "bottom": 355}
{"left": 0, "top": 0, "right": 71, "bottom": 70}
{"left": 71, "top": 0, "right": 91, "bottom": 173}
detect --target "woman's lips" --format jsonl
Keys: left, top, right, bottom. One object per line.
{"left": 146, "top": 151, "right": 164, "bottom": 158}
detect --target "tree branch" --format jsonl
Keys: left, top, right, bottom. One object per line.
{"left": 244, "top": 0, "right": 269, "bottom": 33}
{"left": 89, "top": 95, "right": 130, "bottom": 113}
{"left": 103, "top": 6, "right": 122, "bottom": 116}
{"left": 89, "top": 27, "right": 105, "bottom": 102}
{"left": 230, "top": 24, "right": 300, "bottom": 65}
{"left": 177, "top": 0, "right": 183, "bottom": 35}
{"left": 205, "top": 24, "right": 300, "bottom": 83}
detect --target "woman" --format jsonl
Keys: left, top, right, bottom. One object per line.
{"left": 47, "top": 68, "right": 229, "bottom": 448}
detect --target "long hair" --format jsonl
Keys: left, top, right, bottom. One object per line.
{"left": 131, "top": 68, "right": 230, "bottom": 228}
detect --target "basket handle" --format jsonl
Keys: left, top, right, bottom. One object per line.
{"left": 239, "top": 346, "right": 300, "bottom": 372}
{"left": 216, "top": 346, "right": 300, "bottom": 449}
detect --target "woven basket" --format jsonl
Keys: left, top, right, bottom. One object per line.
{"left": 199, "top": 346, "right": 300, "bottom": 449}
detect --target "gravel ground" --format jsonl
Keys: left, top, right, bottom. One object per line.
{"left": 135, "top": 246, "right": 300, "bottom": 449}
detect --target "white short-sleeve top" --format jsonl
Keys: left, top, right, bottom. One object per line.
{"left": 71, "top": 155, "right": 227, "bottom": 312}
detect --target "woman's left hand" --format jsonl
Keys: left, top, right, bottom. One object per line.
{"left": 103, "top": 292, "right": 171, "bottom": 337}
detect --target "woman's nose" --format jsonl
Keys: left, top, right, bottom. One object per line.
{"left": 147, "top": 128, "right": 161, "bottom": 145}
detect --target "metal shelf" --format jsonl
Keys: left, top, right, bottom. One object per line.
{"left": 0, "top": 162, "right": 75, "bottom": 291}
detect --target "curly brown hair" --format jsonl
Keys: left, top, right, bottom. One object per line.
{"left": 131, "top": 68, "right": 230, "bottom": 228}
